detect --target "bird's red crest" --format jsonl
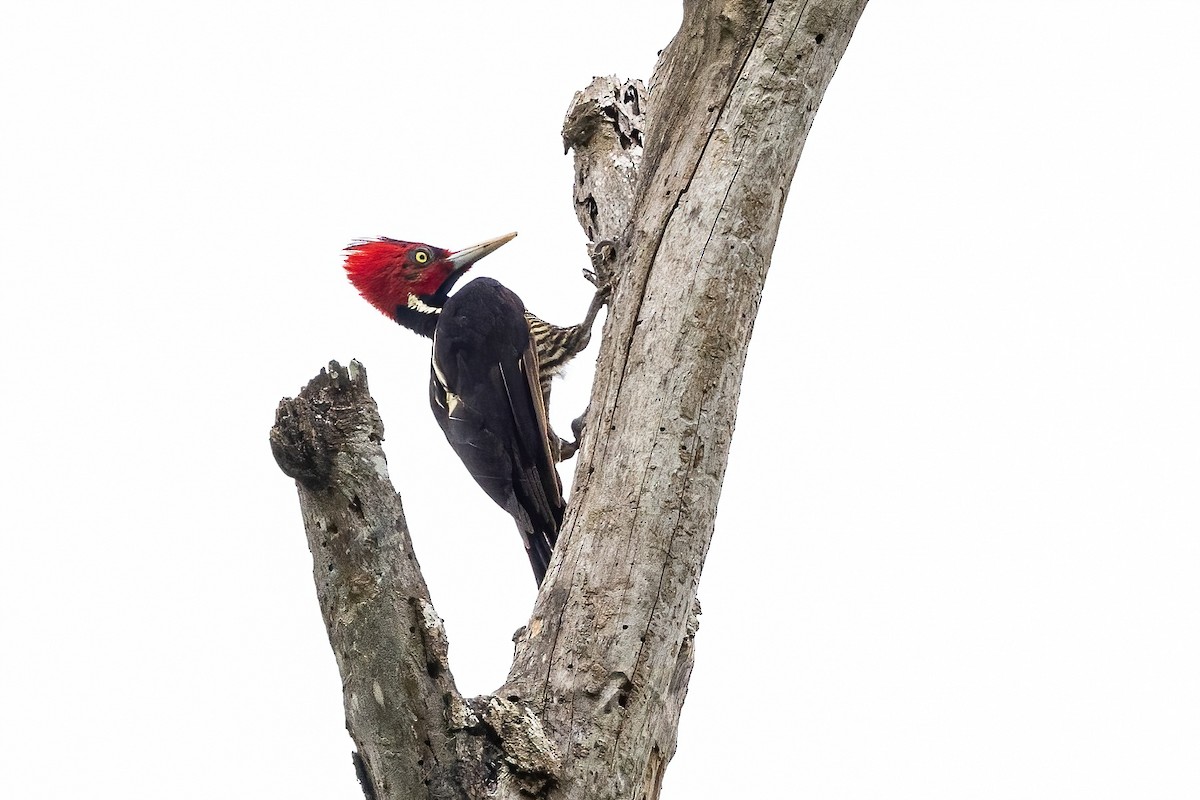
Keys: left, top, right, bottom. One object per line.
{"left": 343, "top": 238, "right": 454, "bottom": 319}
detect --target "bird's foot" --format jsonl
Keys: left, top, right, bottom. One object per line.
{"left": 556, "top": 437, "right": 579, "bottom": 462}
{"left": 553, "top": 410, "right": 589, "bottom": 463}
{"left": 583, "top": 239, "right": 619, "bottom": 300}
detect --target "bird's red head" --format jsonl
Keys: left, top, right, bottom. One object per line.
{"left": 343, "top": 232, "right": 517, "bottom": 321}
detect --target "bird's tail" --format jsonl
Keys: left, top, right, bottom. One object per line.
{"left": 516, "top": 514, "right": 558, "bottom": 587}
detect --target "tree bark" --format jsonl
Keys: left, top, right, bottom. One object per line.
{"left": 271, "top": 1, "right": 868, "bottom": 798}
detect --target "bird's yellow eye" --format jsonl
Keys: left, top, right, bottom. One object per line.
{"left": 413, "top": 249, "right": 431, "bottom": 265}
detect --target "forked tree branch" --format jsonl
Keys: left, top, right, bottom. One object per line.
{"left": 271, "top": 2, "right": 868, "bottom": 798}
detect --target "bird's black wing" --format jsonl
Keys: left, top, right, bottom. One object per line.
{"left": 429, "top": 278, "right": 564, "bottom": 584}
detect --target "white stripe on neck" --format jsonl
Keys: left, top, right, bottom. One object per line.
{"left": 407, "top": 294, "right": 440, "bottom": 315}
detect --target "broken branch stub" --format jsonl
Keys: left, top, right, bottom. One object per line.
{"left": 563, "top": 76, "right": 646, "bottom": 246}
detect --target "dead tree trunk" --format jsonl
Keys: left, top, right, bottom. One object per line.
{"left": 270, "top": 1, "right": 868, "bottom": 798}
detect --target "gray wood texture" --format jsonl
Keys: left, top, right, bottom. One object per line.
{"left": 271, "top": 2, "right": 867, "bottom": 797}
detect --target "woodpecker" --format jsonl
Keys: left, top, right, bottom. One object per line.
{"left": 343, "top": 233, "right": 609, "bottom": 585}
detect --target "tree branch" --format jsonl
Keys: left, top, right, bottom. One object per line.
{"left": 271, "top": 2, "right": 868, "bottom": 798}
{"left": 271, "top": 364, "right": 566, "bottom": 800}
{"left": 271, "top": 362, "right": 466, "bottom": 798}
{"left": 505, "top": 2, "right": 869, "bottom": 798}
{"left": 562, "top": 75, "right": 645, "bottom": 245}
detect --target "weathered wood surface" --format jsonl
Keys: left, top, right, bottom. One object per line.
{"left": 271, "top": 362, "right": 457, "bottom": 799}
{"left": 562, "top": 75, "right": 645, "bottom": 245}
{"left": 271, "top": 362, "right": 564, "bottom": 800}
{"left": 270, "top": 1, "right": 868, "bottom": 797}
{"left": 505, "top": 2, "right": 868, "bottom": 797}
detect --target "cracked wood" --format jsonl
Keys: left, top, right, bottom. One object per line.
{"left": 271, "top": 1, "right": 868, "bottom": 798}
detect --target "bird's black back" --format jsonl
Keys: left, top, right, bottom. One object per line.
{"left": 429, "top": 277, "right": 564, "bottom": 584}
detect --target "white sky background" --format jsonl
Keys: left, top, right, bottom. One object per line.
{"left": 2, "top": 1, "right": 1198, "bottom": 797}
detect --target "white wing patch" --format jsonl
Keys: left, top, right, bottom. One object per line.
{"left": 431, "top": 358, "right": 450, "bottom": 392}
{"left": 431, "top": 330, "right": 451, "bottom": 388}
{"left": 429, "top": 343, "right": 460, "bottom": 417}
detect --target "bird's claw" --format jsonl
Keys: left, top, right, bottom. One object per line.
{"left": 585, "top": 239, "right": 619, "bottom": 295}
{"left": 556, "top": 437, "right": 579, "bottom": 462}
{"left": 553, "top": 410, "right": 589, "bottom": 462}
